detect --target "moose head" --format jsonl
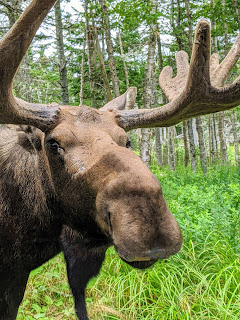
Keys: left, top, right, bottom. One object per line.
{"left": 0, "top": 0, "right": 239, "bottom": 319}
{"left": 0, "top": 0, "right": 239, "bottom": 266}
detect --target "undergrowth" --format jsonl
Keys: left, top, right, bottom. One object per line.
{"left": 17, "top": 164, "right": 240, "bottom": 319}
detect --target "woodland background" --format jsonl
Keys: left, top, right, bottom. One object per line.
{"left": 0, "top": 0, "right": 240, "bottom": 319}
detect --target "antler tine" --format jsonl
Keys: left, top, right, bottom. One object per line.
{"left": 0, "top": 0, "right": 59, "bottom": 130}
{"left": 210, "top": 32, "right": 240, "bottom": 87}
{"left": 115, "top": 20, "right": 240, "bottom": 130}
{"left": 100, "top": 87, "right": 137, "bottom": 111}
{"left": 159, "top": 51, "right": 189, "bottom": 101}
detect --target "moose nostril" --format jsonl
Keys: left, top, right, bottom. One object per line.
{"left": 108, "top": 212, "right": 113, "bottom": 235}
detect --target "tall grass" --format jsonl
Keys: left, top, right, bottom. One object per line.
{"left": 17, "top": 165, "right": 240, "bottom": 319}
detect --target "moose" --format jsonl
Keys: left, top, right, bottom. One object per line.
{"left": 0, "top": 0, "right": 239, "bottom": 319}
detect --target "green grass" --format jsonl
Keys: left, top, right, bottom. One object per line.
{"left": 17, "top": 165, "right": 240, "bottom": 319}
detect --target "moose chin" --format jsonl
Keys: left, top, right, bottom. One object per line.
{"left": 0, "top": 0, "right": 239, "bottom": 320}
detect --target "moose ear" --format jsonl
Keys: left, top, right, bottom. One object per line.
{"left": 100, "top": 87, "right": 137, "bottom": 111}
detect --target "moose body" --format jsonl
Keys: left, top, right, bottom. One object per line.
{"left": 0, "top": 105, "right": 182, "bottom": 320}
{"left": 0, "top": 0, "right": 239, "bottom": 319}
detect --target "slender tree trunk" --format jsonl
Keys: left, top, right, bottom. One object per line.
{"left": 155, "top": 128, "right": 163, "bottom": 166}
{"left": 218, "top": 111, "right": 228, "bottom": 163}
{"left": 92, "top": 18, "right": 112, "bottom": 102}
{"left": 99, "top": 0, "right": 120, "bottom": 97}
{"left": 155, "top": 28, "right": 168, "bottom": 167}
{"left": 211, "top": 0, "right": 218, "bottom": 53}
{"left": 55, "top": 0, "right": 69, "bottom": 105}
{"left": 80, "top": 36, "right": 86, "bottom": 105}
{"left": 140, "top": 0, "right": 157, "bottom": 166}
{"left": 183, "top": 120, "right": 190, "bottom": 167}
{"left": 231, "top": 111, "right": 239, "bottom": 166}
{"left": 163, "top": 128, "right": 169, "bottom": 166}
{"left": 217, "top": 0, "right": 228, "bottom": 163}
{"left": 171, "top": 0, "right": 182, "bottom": 50}
{"left": 196, "top": 117, "right": 207, "bottom": 174}
{"left": 209, "top": 115, "right": 217, "bottom": 163}
{"left": 118, "top": 32, "right": 129, "bottom": 89}
{"left": 213, "top": 114, "right": 219, "bottom": 159}
{"left": 85, "top": 0, "right": 96, "bottom": 107}
{"left": 187, "top": 119, "right": 197, "bottom": 172}
{"left": 169, "top": 127, "right": 176, "bottom": 170}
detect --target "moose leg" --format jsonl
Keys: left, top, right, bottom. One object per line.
{"left": 60, "top": 229, "right": 107, "bottom": 320}
{"left": 0, "top": 270, "right": 29, "bottom": 320}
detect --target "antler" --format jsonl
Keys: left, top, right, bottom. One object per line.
{"left": 115, "top": 20, "right": 240, "bottom": 131}
{"left": 100, "top": 87, "right": 137, "bottom": 111}
{"left": 0, "top": 0, "right": 59, "bottom": 130}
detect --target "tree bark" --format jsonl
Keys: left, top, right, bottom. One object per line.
{"left": 163, "top": 128, "right": 169, "bottom": 166}
{"left": 85, "top": 0, "right": 96, "bottom": 107}
{"left": 155, "top": 128, "right": 163, "bottom": 166}
{"left": 187, "top": 119, "right": 197, "bottom": 172}
{"left": 140, "top": 0, "right": 158, "bottom": 166}
{"left": 80, "top": 36, "right": 86, "bottom": 106}
{"left": 169, "top": 127, "right": 176, "bottom": 170}
{"left": 196, "top": 117, "right": 207, "bottom": 174}
{"left": 55, "top": 0, "right": 69, "bottom": 105}
{"left": 218, "top": 111, "right": 228, "bottom": 163}
{"left": 210, "top": 0, "right": 218, "bottom": 53}
{"left": 217, "top": 0, "right": 228, "bottom": 163}
{"left": 231, "top": 111, "right": 239, "bottom": 166}
{"left": 92, "top": 18, "right": 112, "bottom": 102}
{"left": 99, "top": 0, "right": 120, "bottom": 97}
{"left": 118, "top": 32, "right": 129, "bottom": 89}
{"left": 182, "top": 120, "right": 190, "bottom": 167}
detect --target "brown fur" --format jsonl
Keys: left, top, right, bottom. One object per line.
{"left": 0, "top": 105, "right": 183, "bottom": 319}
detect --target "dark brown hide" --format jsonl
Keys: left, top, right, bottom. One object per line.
{"left": 0, "top": 105, "right": 182, "bottom": 320}
{"left": 45, "top": 106, "right": 182, "bottom": 262}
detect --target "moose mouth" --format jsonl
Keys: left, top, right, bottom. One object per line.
{"left": 120, "top": 257, "right": 158, "bottom": 269}
{"left": 115, "top": 248, "right": 163, "bottom": 269}
{"left": 115, "top": 245, "right": 182, "bottom": 269}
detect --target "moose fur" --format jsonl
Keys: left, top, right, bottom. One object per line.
{"left": 0, "top": 105, "right": 182, "bottom": 320}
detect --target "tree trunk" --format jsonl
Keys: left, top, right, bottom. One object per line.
{"left": 218, "top": 112, "right": 228, "bottom": 163}
{"left": 155, "top": 26, "right": 168, "bottom": 167}
{"left": 80, "top": 36, "right": 86, "bottom": 105}
{"left": 92, "top": 18, "right": 112, "bottom": 102}
{"left": 85, "top": 0, "right": 96, "bottom": 107}
{"left": 231, "top": 111, "right": 239, "bottom": 166}
{"left": 55, "top": 0, "right": 69, "bottom": 105}
{"left": 163, "top": 128, "right": 169, "bottom": 166}
{"left": 118, "top": 32, "right": 129, "bottom": 89}
{"left": 140, "top": 0, "right": 157, "bottom": 166}
{"left": 217, "top": 0, "right": 228, "bottom": 163}
{"left": 187, "top": 119, "right": 197, "bottom": 172}
{"left": 209, "top": 115, "right": 217, "bottom": 164}
{"left": 99, "top": 0, "right": 120, "bottom": 97}
{"left": 210, "top": 0, "right": 218, "bottom": 53}
{"left": 182, "top": 120, "right": 190, "bottom": 167}
{"left": 196, "top": 117, "right": 207, "bottom": 174}
{"left": 155, "top": 128, "right": 163, "bottom": 166}
{"left": 169, "top": 127, "right": 176, "bottom": 170}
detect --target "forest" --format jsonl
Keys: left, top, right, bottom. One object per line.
{"left": 0, "top": 0, "right": 239, "bottom": 319}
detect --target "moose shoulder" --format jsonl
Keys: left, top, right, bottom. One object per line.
{"left": 0, "top": 0, "right": 239, "bottom": 319}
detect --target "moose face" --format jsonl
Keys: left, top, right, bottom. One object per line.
{"left": 44, "top": 105, "right": 183, "bottom": 268}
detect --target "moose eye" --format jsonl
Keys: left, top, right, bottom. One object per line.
{"left": 126, "top": 139, "right": 131, "bottom": 149}
{"left": 45, "top": 138, "right": 63, "bottom": 154}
